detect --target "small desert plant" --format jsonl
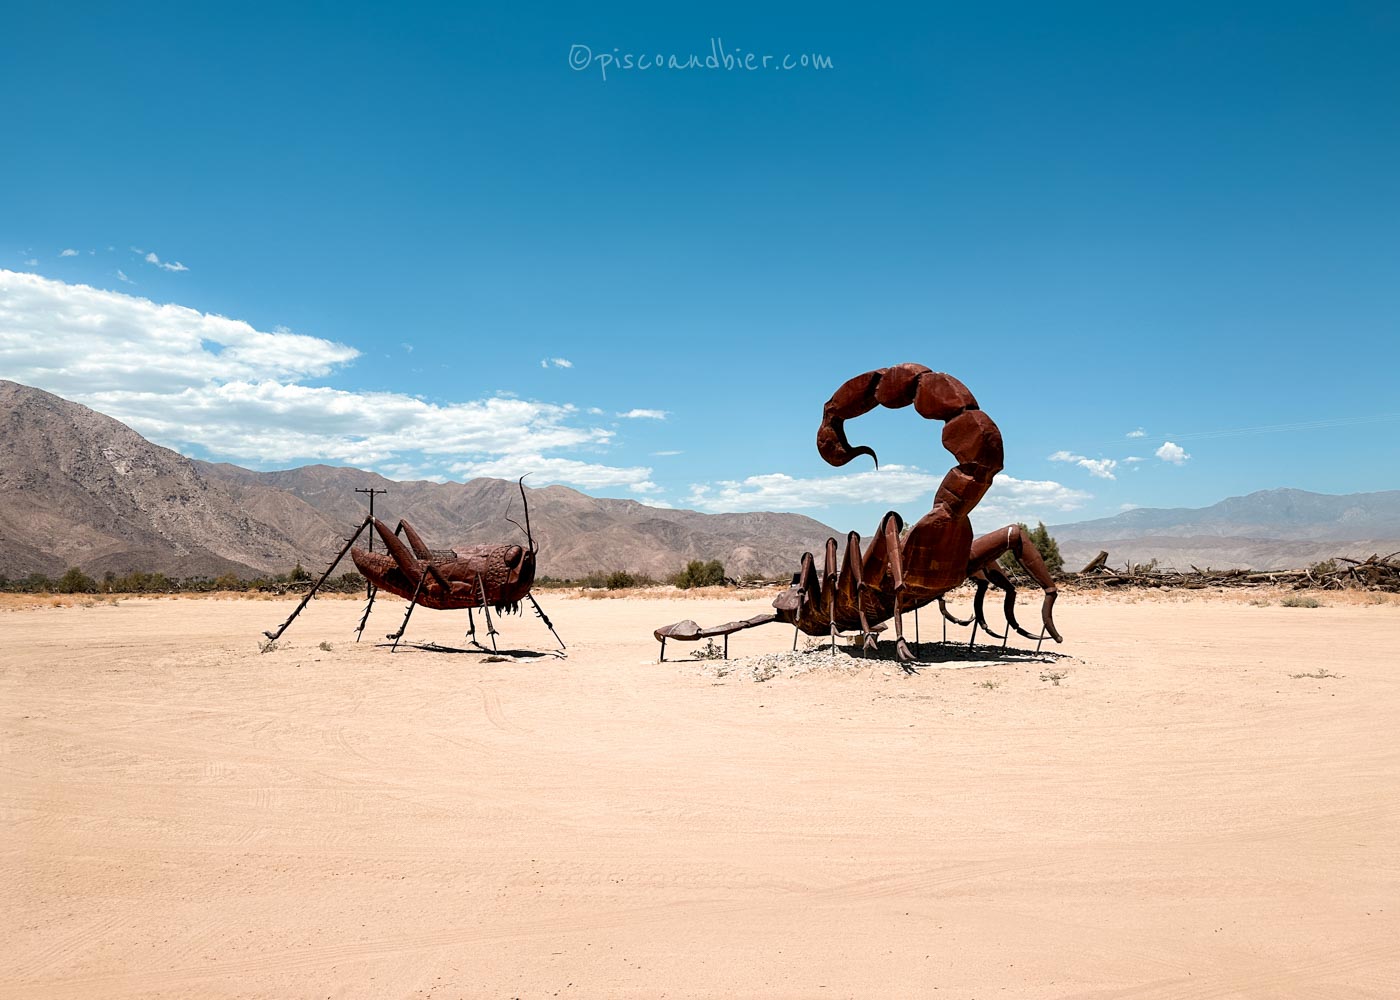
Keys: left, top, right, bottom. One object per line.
{"left": 1290, "top": 669, "right": 1340, "bottom": 679}
{"left": 1039, "top": 670, "right": 1067, "bottom": 686}
{"left": 258, "top": 639, "right": 279, "bottom": 654}
{"left": 690, "top": 638, "right": 725, "bottom": 661}
{"left": 1281, "top": 595, "right": 1322, "bottom": 608}
{"left": 976, "top": 679, "right": 1001, "bottom": 690}
{"left": 318, "top": 641, "right": 333, "bottom": 651}
{"left": 1248, "top": 597, "right": 1272, "bottom": 607}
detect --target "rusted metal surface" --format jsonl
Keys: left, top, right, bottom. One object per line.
{"left": 655, "top": 364, "right": 1064, "bottom": 669}
{"left": 263, "top": 478, "right": 564, "bottom": 653}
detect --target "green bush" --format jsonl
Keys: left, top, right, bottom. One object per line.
{"left": 672, "top": 559, "right": 726, "bottom": 589}
{"left": 998, "top": 521, "right": 1064, "bottom": 577}
{"left": 57, "top": 567, "right": 98, "bottom": 593}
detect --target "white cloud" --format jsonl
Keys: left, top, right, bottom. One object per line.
{"left": 0, "top": 270, "right": 357, "bottom": 395}
{"left": 59, "top": 249, "right": 78, "bottom": 257}
{"left": 1123, "top": 456, "right": 1145, "bottom": 463}
{"left": 540, "top": 357, "right": 573, "bottom": 369}
{"left": 116, "top": 269, "right": 133, "bottom": 283}
{"left": 23, "top": 258, "right": 38, "bottom": 267}
{"left": 0, "top": 270, "right": 655, "bottom": 494}
{"left": 142, "top": 251, "right": 189, "bottom": 272}
{"left": 400, "top": 342, "right": 413, "bottom": 352}
{"left": 1049, "top": 450, "right": 1117, "bottom": 480}
{"left": 652, "top": 449, "right": 683, "bottom": 456}
{"left": 1127, "top": 428, "right": 1146, "bottom": 438}
{"left": 618, "top": 408, "right": 667, "bottom": 420}
{"left": 449, "top": 454, "right": 655, "bottom": 494}
{"left": 1155, "top": 441, "right": 1190, "bottom": 465}
{"left": 1119, "top": 503, "right": 1141, "bottom": 511}
{"left": 684, "top": 464, "right": 1090, "bottom": 522}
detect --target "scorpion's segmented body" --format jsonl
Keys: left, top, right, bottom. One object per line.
{"left": 656, "top": 363, "right": 1064, "bottom": 668}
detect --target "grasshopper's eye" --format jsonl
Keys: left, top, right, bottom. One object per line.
{"left": 503, "top": 544, "right": 523, "bottom": 568}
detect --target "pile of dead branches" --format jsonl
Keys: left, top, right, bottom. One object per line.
{"left": 1071, "top": 550, "right": 1400, "bottom": 592}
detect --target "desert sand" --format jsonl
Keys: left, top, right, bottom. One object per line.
{"left": 3, "top": 588, "right": 1398, "bottom": 998}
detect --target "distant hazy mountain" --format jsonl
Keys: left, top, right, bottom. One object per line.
{"left": 0, "top": 380, "right": 837, "bottom": 581}
{"left": 1050, "top": 489, "right": 1400, "bottom": 571}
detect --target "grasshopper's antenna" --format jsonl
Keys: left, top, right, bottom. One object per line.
{"left": 505, "top": 475, "right": 536, "bottom": 553}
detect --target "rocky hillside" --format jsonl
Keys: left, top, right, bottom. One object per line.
{"left": 0, "top": 380, "right": 838, "bottom": 581}
{"left": 195, "top": 463, "right": 839, "bottom": 580}
{"left": 0, "top": 381, "right": 339, "bottom": 578}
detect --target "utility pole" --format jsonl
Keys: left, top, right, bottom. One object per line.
{"left": 354, "top": 488, "right": 387, "bottom": 551}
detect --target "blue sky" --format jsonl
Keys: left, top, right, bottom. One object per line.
{"left": 3, "top": 2, "right": 1397, "bottom": 534}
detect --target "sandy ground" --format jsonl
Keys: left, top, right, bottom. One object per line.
{"left": 3, "top": 589, "right": 1398, "bottom": 998}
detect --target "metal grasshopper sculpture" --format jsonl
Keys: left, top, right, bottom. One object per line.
{"left": 655, "top": 364, "right": 1063, "bottom": 669}
{"left": 263, "top": 478, "right": 564, "bottom": 653}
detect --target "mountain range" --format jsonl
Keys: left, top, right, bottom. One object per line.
{"left": 0, "top": 380, "right": 838, "bottom": 581}
{"left": 3, "top": 379, "right": 1397, "bottom": 579}
{"left": 1049, "top": 490, "right": 1400, "bottom": 571}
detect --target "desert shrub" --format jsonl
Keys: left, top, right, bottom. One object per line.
{"left": 1281, "top": 595, "right": 1322, "bottom": 608}
{"left": 672, "top": 559, "right": 726, "bottom": 589}
{"left": 56, "top": 567, "right": 98, "bottom": 594}
{"left": 1307, "top": 559, "right": 1338, "bottom": 577}
{"left": 289, "top": 562, "right": 312, "bottom": 583}
{"left": 533, "top": 575, "right": 574, "bottom": 589}
{"left": 605, "top": 570, "right": 640, "bottom": 590}
{"left": 22, "top": 572, "right": 55, "bottom": 592}
{"left": 998, "top": 522, "right": 1065, "bottom": 577}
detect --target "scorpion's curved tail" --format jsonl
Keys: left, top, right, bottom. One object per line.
{"left": 816, "top": 363, "right": 1004, "bottom": 523}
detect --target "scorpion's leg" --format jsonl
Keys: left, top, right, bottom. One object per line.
{"left": 877, "top": 510, "right": 918, "bottom": 670}
{"left": 968, "top": 524, "right": 1063, "bottom": 643}
{"left": 938, "top": 597, "right": 973, "bottom": 628}
{"left": 970, "top": 572, "right": 1006, "bottom": 641}
{"left": 837, "top": 530, "right": 878, "bottom": 655}
{"left": 822, "top": 537, "right": 839, "bottom": 656}
{"left": 980, "top": 562, "right": 1040, "bottom": 642}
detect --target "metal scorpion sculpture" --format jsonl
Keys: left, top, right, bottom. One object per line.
{"left": 262, "top": 478, "right": 564, "bottom": 653}
{"left": 655, "top": 363, "right": 1063, "bottom": 669}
